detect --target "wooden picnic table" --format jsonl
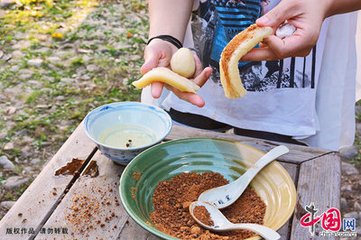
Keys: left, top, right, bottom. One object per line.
{"left": 0, "top": 122, "right": 341, "bottom": 240}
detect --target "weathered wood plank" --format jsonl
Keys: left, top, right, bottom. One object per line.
{"left": 167, "top": 125, "right": 330, "bottom": 164}
{"left": 290, "top": 153, "right": 341, "bottom": 240}
{"left": 117, "top": 217, "right": 160, "bottom": 240}
{"left": 0, "top": 122, "right": 339, "bottom": 240}
{"left": 35, "top": 151, "right": 127, "bottom": 240}
{"left": 117, "top": 162, "right": 299, "bottom": 240}
{"left": 279, "top": 162, "right": 299, "bottom": 183}
{"left": 0, "top": 123, "right": 96, "bottom": 240}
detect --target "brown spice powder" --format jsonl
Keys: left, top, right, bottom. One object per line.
{"left": 131, "top": 187, "right": 137, "bottom": 200}
{"left": 150, "top": 172, "right": 266, "bottom": 240}
{"left": 132, "top": 171, "right": 141, "bottom": 181}
{"left": 65, "top": 195, "right": 100, "bottom": 234}
{"left": 193, "top": 206, "right": 214, "bottom": 226}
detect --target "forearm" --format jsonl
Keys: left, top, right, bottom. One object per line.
{"left": 148, "top": 0, "right": 193, "bottom": 42}
{"left": 325, "top": 0, "right": 361, "bottom": 17}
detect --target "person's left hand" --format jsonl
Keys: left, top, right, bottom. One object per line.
{"left": 242, "top": 0, "right": 330, "bottom": 61}
{"left": 141, "top": 39, "right": 212, "bottom": 107}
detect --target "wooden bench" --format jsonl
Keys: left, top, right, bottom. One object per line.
{"left": 0, "top": 123, "right": 341, "bottom": 239}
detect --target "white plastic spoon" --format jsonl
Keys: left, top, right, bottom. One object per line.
{"left": 198, "top": 145, "right": 289, "bottom": 209}
{"left": 189, "top": 201, "right": 280, "bottom": 240}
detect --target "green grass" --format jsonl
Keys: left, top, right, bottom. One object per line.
{"left": 351, "top": 136, "right": 361, "bottom": 166}
{"left": 0, "top": 0, "right": 147, "bottom": 210}
{"left": 1, "top": 180, "right": 31, "bottom": 202}
{"left": 351, "top": 100, "right": 361, "bottom": 166}
{"left": 25, "top": 90, "right": 43, "bottom": 104}
{"left": 0, "top": 0, "right": 147, "bottom": 219}
{"left": 71, "top": 57, "right": 84, "bottom": 67}
{"left": 0, "top": 177, "right": 5, "bottom": 186}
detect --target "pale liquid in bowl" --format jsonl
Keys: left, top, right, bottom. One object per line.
{"left": 98, "top": 124, "right": 157, "bottom": 148}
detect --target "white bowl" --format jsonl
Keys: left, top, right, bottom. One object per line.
{"left": 84, "top": 102, "right": 172, "bottom": 165}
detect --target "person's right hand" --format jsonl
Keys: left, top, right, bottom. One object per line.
{"left": 242, "top": 0, "right": 327, "bottom": 61}
{"left": 140, "top": 39, "right": 212, "bottom": 108}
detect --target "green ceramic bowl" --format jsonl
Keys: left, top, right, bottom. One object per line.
{"left": 119, "top": 138, "right": 296, "bottom": 240}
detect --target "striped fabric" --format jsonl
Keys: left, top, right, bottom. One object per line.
{"left": 195, "top": 0, "right": 316, "bottom": 91}
{"left": 210, "top": 0, "right": 262, "bottom": 69}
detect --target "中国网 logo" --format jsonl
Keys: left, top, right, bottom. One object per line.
{"left": 300, "top": 202, "right": 357, "bottom": 238}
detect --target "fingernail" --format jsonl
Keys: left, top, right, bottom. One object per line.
{"left": 257, "top": 15, "right": 271, "bottom": 26}
{"left": 206, "top": 68, "right": 212, "bottom": 78}
{"left": 140, "top": 63, "right": 148, "bottom": 74}
{"left": 141, "top": 62, "right": 154, "bottom": 75}
{"left": 198, "top": 101, "right": 205, "bottom": 108}
{"left": 205, "top": 72, "right": 211, "bottom": 79}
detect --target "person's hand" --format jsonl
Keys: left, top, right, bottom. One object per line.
{"left": 242, "top": 0, "right": 330, "bottom": 61}
{"left": 140, "top": 39, "right": 212, "bottom": 107}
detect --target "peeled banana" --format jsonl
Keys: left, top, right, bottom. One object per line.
{"left": 132, "top": 67, "right": 200, "bottom": 93}
{"left": 220, "top": 24, "right": 273, "bottom": 99}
